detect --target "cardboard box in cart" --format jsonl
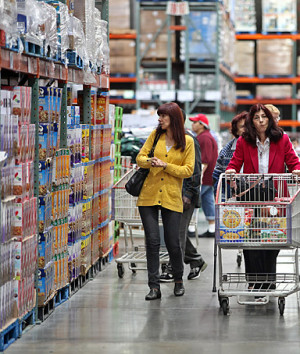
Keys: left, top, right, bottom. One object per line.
{"left": 219, "top": 207, "right": 246, "bottom": 242}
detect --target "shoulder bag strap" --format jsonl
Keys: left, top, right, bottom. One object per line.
{"left": 148, "top": 131, "right": 161, "bottom": 158}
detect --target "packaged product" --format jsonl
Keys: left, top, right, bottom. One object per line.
{"left": 38, "top": 124, "right": 50, "bottom": 161}
{"left": 38, "top": 87, "right": 51, "bottom": 123}
{"left": 219, "top": 206, "right": 245, "bottom": 242}
{"left": 13, "top": 163, "right": 27, "bottom": 199}
{"left": 96, "top": 91, "right": 109, "bottom": 124}
{"left": 38, "top": 193, "right": 52, "bottom": 233}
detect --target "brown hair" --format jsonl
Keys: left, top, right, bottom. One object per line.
{"left": 157, "top": 102, "right": 186, "bottom": 151}
{"left": 231, "top": 111, "right": 247, "bottom": 138}
{"left": 243, "top": 104, "right": 283, "bottom": 146}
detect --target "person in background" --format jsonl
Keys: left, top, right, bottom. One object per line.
{"left": 265, "top": 104, "right": 300, "bottom": 159}
{"left": 291, "top": 137, "right": 300, "bottom": 156}
{"left": 226, "top": 103, "right": 300, "bottom": 299}
{"left": 136, "top": 102, "right": 195, "bottom": 300}
{"left": 213, "top": 111, "right": 247, "bottom": 196}
{"left": 160, "top": 110, "right": 207, "bottom": 283}
{"left": 264, "top": 104, "right": 280, "bottom": 123}
{"left": 189, "top": 114, "right": 218, "bottom": 237}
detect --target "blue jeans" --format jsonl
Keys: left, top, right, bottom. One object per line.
{"left": 139, "top": 206, "right": 183, "bottom": 289}
{"left": 200, "top": 185, "right": 215, "bottom": 221}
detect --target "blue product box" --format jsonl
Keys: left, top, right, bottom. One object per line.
{"left": 38, "top": 87, "right": 51, "bottom": 123}
{"left": 39, "top": 160, "right": 49, "bottom": 195}
{"left": 38, "top": 123, "right": 49, "bottom": 160}
{"left": 187, "top": 11, "right": 217, "bottom": 60}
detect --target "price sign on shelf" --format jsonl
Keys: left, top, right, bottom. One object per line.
{"left": 166, "top": 2, "right": 189, "bottom": 16}
{"left": 136, "top": 90, "right": 152, "bottom": 101}
{"left": 160, "top": 91, "right": 176, "bottom": 102}
{"left": 205, "top": 90, "right": 222, "bottom": 102}
{"left": 177, "top": 90, "right": 194, "bottom": 102}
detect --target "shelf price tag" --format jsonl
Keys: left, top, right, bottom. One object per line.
{"left": 160, "top": 91, "right": 176, "bottom": 102}
{"left": 136, "top": 90, "right": 152, "bottom": 101}
{"left": 177, "top": 90, "right": 194, "bottom": 102}
{"left": 205, "top": 90, "right": 221, "bottom": 101}
{"left": 166, "top": 2, "right": 189, "bottom": 16}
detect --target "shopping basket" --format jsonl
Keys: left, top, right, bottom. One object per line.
{"left": 215, "top": 173, "right": 300, "bottom": 315}
{"left": 112, "top": 167, "right": 198, "bottom": 278}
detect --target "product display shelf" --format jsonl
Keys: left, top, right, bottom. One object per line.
{"left": 135, "top": 0, "right": 236, "bottom": 120}
{"left": 235, "top": 31, "right": 300, "bottom": 122}
{"left": 0, "top": 11, "right": 112, "bottom": 345}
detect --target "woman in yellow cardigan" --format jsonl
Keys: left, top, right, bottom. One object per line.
{"left": 136, "top": 102, "right": 195, "bottom": 300}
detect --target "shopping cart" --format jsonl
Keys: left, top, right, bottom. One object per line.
{"left": 215, "top": 173, "right": 300, "bottom": 315}
{"left": 112, "top": 167, "right": 198, "bottom": 278}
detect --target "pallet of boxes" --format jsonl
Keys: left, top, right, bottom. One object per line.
{"left": 109, "top": 0, "right": 136, "bottom": 76}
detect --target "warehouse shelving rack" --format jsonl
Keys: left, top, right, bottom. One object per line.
{"left": 235, "top": 32, "right": 300, "bottom": 123}
{"left": 135, "top": 0, "right": 236, "bottom": 121}
{"left": 109, "top": 32, "right": 138, "bottom": 109}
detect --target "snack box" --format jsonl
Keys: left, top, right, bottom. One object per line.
{"left": 219, "top": 207, "right": 246, "bottom": 242}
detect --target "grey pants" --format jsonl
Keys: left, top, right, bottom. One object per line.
{"left": 139, "top": 206, "right": 183, "bottom": 289}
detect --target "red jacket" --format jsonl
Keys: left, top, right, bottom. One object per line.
{"left": 227, "top": 134, "right": 300, "bottom": 174}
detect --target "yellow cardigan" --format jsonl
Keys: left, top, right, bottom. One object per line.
{"left": 136, "top": 130, "right": 195, "bottom": 213}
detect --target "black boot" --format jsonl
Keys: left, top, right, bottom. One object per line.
{"left": 174, "top": 282, "right": 185, "bottom": 296}
{"left": 145, "top": 288, "right": 161, "bottom": 301}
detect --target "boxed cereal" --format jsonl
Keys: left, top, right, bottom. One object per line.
{"left": 219, "top": 206, "right": 246, "bottom": 242}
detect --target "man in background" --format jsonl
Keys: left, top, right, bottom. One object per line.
{"left": 189, "top": 114, "right": 218, "bottom": 237}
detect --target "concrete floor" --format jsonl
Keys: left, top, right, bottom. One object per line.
{"left": 6, "top": 231, "right": 300, "bottom": 354}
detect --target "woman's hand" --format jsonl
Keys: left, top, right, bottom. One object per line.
{"left": 292, "top": 170, "right": 300, "bottom": 177}
{"left": 225, "top": 169, "right": 236, "bottom": 174}
{"left": 149, "top": 157, "right": 167, "bottom": 169}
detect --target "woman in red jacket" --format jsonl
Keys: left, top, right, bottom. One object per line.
{"left": 226, "top": 104, "right": 300, "bottom": 297}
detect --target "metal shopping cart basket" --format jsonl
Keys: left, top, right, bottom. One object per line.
{"left": 112, "top": 167, "right": 198, "bottom": 278}
{"left": 215, "top": 173, "right": 300, "bottom": 315}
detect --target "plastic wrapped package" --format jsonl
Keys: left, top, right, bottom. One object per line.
{"left": 73, "top": 0, "right": 95, "bottom": 66}
{"left": 45, "top": 1, "right": 70, "bottom": 61}
{"left": 68, "top": 15, "right": 87, "bottom": 65}
{"left": 16, "top": 0, "right": 47, "bottom": 47}
{"left": 99, "top": 20, "right": 110, "bottom": 74}
{"left": 94, "top": 8, "right": 104, "bottom": 70}
{"left": 39, "top": 2, "right": 58, "bottom": 58}
{"left": 0, "top": 0, "right": 21, "bottom": 50}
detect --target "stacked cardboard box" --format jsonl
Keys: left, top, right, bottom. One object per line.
{"left": 110, "top": 39, "right": 136, "bottom": 74}
{"left": 262, "top": 0, "right": 297, "bottom": 33}
{"left": 140, "top": 10, "right": 175, "bottom": 60}
{"left": 109, "top": 0, "right": 130, "bottom": 31}
{"left": 234, "top": 41, "right": 255, "bottom": 76}
{"left": 234, "top": 0, "right": 256, "bottom": 33}
{"left": 257, "top": 39, "right": 293, "bottom": 76}
{"left": 256, "top": 85, "right": 292, "bottom": 99}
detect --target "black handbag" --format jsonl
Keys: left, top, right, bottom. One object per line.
{"left": 125, "top": 132, "right": 161, "bottom": 197}
{"left": 233, "top": 175, "right": 277, "bottom": 202}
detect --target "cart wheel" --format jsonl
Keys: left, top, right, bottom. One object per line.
{"left": 130, "top": 263, "right": 137, "bottom": 274}
{"left": 221, "top": 298, "right": 229, "bottom": 315}
{"left": 278, "top": 297, "right": 285, "bottom": 316}
{"left": 117, "top": 264, "right": 124, "bottom": 278}
{"left": 236, "top": 254, "right": 242, "bottom": 267}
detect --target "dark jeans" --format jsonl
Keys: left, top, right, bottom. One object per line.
{"left": 179, "top": 203, "right": 204, "bottom": 269}
{"left": 243, "top": 249, "right": 279, "bottom": 289}
{"left": 139, "top": 206, "right": 183, "bottom": 289}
